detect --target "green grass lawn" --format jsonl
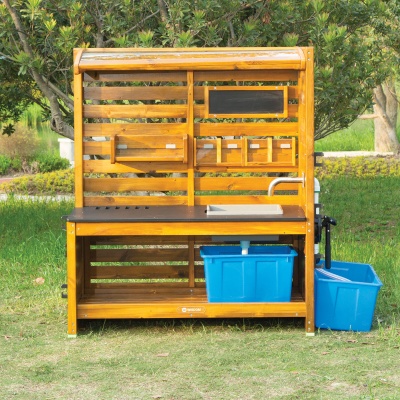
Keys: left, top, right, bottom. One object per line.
{"left": 0, "top": 176, "right": 399, "bottom": 399}
{"left": 315, "top": 119, "right": 375, "bottom": 152}
{"left": 315, "top": 117, "right": 400, "bottom": 152}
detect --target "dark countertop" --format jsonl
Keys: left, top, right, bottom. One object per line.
{"left": 66, "top": 205, "right": 306, "bottom": 223}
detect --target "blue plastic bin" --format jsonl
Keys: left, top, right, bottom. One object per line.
{"left": 200, "top": 245, "right": 297, "bottom": 302}
{"left": 315, "top": 261, "right": 383, "bottom": 332}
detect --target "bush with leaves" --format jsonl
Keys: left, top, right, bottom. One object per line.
{"left": 0, "top": 123, "right": 39, "bottom": 159}
{"left": 0, "top": 168, "right": 74, "bottom": 195}
{"left": 316, "top": 156, "right": 400, "bottom": 179}
{"left": 0, "top": 155, "right": 12, "bottom": 175}
{"left": 36, "top": 153, "right": 70, "bottom": 173}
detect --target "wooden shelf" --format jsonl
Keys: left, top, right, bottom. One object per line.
{"left": 111, "top": 134, "right": 188, "bottom": 164}
{"left": 77, "top": 288, "right": 306, "bottom": 319}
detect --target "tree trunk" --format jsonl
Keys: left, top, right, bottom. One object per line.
{"left": 373, "top": 80, "right": 400, "bottom": 153}
{"left": 3, "top": 0, "right": 74, "bottom": 140}
{"left": 157, "top": 0, "right": 169, "bottom": 23}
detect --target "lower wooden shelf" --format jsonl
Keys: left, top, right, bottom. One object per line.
{"left": 76, "top": 288, "right": 306, "bottom": 320}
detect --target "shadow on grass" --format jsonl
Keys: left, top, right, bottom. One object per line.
{"left": 77, "top": 317, "right": 306, "bottom": 336}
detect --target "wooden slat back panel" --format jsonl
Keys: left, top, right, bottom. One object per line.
{"left": 191, "top": 68, "right": 300, "bottom": 205}
{"left": 87, "top": 236, "right": 207, "bottom": 290}
{"left": 75, "top": 49, "right": 309, "bottom": 207}
{"left": 81, "top": 68, "right": 190, "bottom": 206}
{"left": 86, "top": 233, "right": 293, "bottom": 290}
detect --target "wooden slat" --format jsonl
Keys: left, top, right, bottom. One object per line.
{"left": 90, "top": 247, "right": 188, "bottom": 262}
{"left": 193, "top": 195, "right": 300, "bottom": 206}
{"left": 88, "top": 265, "right": 204, "bottom": 282}
{"left": 84, "top": 71, "right": 187, "bottom": 82}
{"left": 194, "top": 177, "right": 299, "bottom": 191}
{"left": 193, "top": 85, "right": 298, "bottom": 102}
{"left": 194, "top": 70, "right": 298, "bottom": 82}
{"left": 84, "top": 141, "right": 110, "bottom": 156}
{"left": 194, "top": 104, "right": 298, "bottom": 119}
{"left": 84, "top": 86, "right": 188, "bottom": 101}
{"left": 83, "top": 104, "right": 188, "bottom": 119}
{"left": 83, "top": 123, "right": 188, "bottom": 137}
{"left": 90, "top": 235, "right": 197, "bottom": 245}
{"left": 194, "top": 122, "right": 298, "bottom": 137}
{"left": 75, "top": 220, "right": 307, "bottom": 236}
{"left": 76, "top": 299, "right": 307, "bottom": 319}
{"left": 90, "top": 265, "right": 190, "bottom": 280}
{"left": 83, "top": 121, "right": 298, "bottom": 138}
{"left": 84, "top": 177, "right": 187, "bottom": 192}
{"left": 87, "top": 282, "right": 191, "bottom": 289}
{"left": 115, "top": 151, "right": 185, "bottom": 163}
{"left": 116, "top": 134, "right": 186, "bottom": 148}
{"left": 83, "top": 159, "right": 188, "bottom": 173}
{"left": 194, "top": 165, "right": 299, "bottom": 174}
{"left": 83, "top": 196, "right": 188, "bottom": 207}
{"left": 83, "top": 285, "right": 206, "bottom": 295}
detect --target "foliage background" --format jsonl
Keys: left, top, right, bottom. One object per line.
{"left": 0, "top": 0, "right": 396, "bottom": 140}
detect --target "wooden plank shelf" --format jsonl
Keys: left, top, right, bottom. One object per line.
{"left": 110, "top": 134, "right": 188, "bottom": 164}
{"left": 77, "top": 289, "right": 306, "bottom": 319}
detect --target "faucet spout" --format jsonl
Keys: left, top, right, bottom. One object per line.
{"left": 268, "top": 174, "right": 305, "bottom": 196}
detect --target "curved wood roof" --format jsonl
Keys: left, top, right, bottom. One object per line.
{"left": 74, "top": 47, "right": 308, "bottom": 74}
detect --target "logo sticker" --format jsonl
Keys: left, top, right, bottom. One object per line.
{"left": 178, "top": 306, "right": 206, "bottom": 314}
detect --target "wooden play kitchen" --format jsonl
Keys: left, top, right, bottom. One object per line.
{"left": 66, "top": 47, "right": 316, "bottom": 336}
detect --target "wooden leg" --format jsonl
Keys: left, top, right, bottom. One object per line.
{"left": 188, "top": 236, "right": 195, "bottom": 288}
{"left": 305, "top": 227, "right": 315, "bottom": 336}
{"left": 67, "top": 222, "right": 78, "bottom": 337}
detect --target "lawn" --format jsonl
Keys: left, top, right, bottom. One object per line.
{"left": 0, "top": 175, "right": 399, "bottom": 399}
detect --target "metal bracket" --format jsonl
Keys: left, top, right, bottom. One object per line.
{"left": 314, "top": 152, "right": 324, "bottom": 167}
{"left": 61, "top": 283, "right": 67, "bottom": 299}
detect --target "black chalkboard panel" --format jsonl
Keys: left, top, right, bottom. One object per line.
{"left": 207, "top": 87, "right": 287, "bottom": 117}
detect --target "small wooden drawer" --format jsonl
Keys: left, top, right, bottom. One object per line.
{"left": 111, "top": 134, "right": 188, "bottom": 164}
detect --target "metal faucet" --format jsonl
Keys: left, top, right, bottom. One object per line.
{"left": 268, "top": 173, "right": 305, "bottom": 196}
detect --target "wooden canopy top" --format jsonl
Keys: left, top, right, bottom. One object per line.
{"left": 73, "top": 47, "right": 308, "bottom": 74}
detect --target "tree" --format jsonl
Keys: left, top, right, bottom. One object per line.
{"left": 257, "top": 0, "right": 387, "bottom": 139}
{"left": 372, "top": 0, "right": 400, "bottom": 153}
{"left": 1, "top": 0, "right": 265, "bottom": 137}
{"left": 0, "top": 0, "right": 392, "bottom": 141}
{"left": 373, "top": 80, "right": 399, "bottom": 153}
{"left": 0, "top": 58, "right": 32, "bottom": 136}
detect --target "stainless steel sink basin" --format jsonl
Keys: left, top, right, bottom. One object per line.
{"left": 206, "top": 204, "right": 283, "bottom": 216}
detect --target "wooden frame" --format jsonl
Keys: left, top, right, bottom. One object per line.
{"left": 67, "top": 47, "right": 315, "bottom": 336}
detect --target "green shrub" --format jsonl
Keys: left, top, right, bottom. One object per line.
{"left": 10, "top": 157, "right": 22, "bottom": 171}
{"left": 0, "top": 155, "right": 12, "bottom": 175}
{"left": 0, "top": 123, "right": 39, "bottom": 159}
{"left": 316, "top": 156, "right": 400, "bottom": 179}
{"left": 0, "top": 168, "right": 74, "bottom": 195}
{"left": 36, "top": 153, "right": 70, "bottom": 173}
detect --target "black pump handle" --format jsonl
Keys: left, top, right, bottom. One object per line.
{"left": 322, "top": 216, "right": 337, "bottom": 269}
